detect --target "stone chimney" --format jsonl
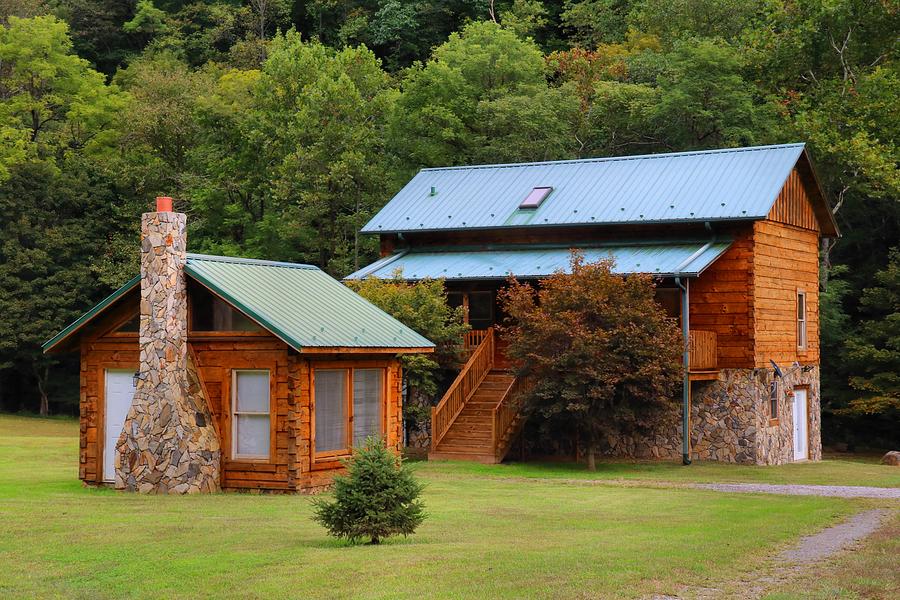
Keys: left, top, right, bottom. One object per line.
{"left": 115, "top": 197, "right": 220, "bottom": 494}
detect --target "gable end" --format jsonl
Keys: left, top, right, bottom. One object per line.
{"left": 767, "top": 168, "right": 819, "bottom": 232}
{"left": 766, "top": 152, "right": 838, "bottom": 237}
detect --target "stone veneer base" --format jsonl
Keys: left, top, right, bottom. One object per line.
{"left": 599, "top": 366, "right": 822, "bottom": 465}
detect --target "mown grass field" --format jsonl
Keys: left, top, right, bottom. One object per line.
{"left": 419, "top": 452, "right": 900, "bottom": 488}
{"left": 0, "top": 414, "right": 894, "bottom": 599}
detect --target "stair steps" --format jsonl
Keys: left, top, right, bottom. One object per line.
{"left": 429, "top": 369, "right": 515, "bottom": 464}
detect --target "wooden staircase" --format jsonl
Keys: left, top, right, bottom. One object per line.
{"left": 429, "top": 329, "right": 527, "bottom": 464}
{"left": 429, "top": 370, "right": 513, "bottom": 462}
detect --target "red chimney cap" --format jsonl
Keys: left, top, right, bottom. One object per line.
{"left": 156, "top": 196, "right": 173, "bottom": 212}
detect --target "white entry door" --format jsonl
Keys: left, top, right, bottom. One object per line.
{"left": 792, "top": 388, "right": 809, "bottom": 461}
{"left": 104, "top": 370, "right": 135, "bottom": 482}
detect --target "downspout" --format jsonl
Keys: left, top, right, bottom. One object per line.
{"left": 674, "top": 276, "right": 692, "bottom": 466}
{"left": 672, "top": 224, "right": 717, "bottom": 466}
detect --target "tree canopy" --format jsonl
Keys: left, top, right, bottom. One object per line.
{"left": 499, "top": 255, "right": 683, "bottom": 469}
{"left": 0, "top": 1, "right": 897, "bottom": 447}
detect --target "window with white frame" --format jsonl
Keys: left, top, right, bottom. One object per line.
{"left": 314, "top": 367, "right": 385, "bottom": 457}
{"left": 232, "top": 370, "right": 270, "bottom": 459}
{"left": 797, "top": 290, "right": 808, "bottom": 350}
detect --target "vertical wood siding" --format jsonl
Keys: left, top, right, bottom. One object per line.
{"left": 767, "top": 169, "right": 820, "bottom": 231}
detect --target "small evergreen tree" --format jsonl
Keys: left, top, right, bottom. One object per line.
{"left": 312, "top": 438, "right": 425, "bottom": 545}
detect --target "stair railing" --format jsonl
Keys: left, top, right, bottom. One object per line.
{"left": 432, "top": 328, "right": 495, "bottom": 448}
{"left": 492, "top": 374, "right": 531, "bottom": 461}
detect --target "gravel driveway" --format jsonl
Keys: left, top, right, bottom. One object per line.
{"left": 691, "top": 482, "right": 900, "bottom": 499}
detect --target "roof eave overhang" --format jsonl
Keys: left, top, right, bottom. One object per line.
{"left": 184, "top": 263, "right": 307, "bottom": 352}
{"left": 799, "top": 148, "right": 841, "bottom": 238}
{"left": 42, "top": 275, "right": 141, "bottom": 354}
{"left": 360, "top": 216, "right": 762, "bottom": 236}
{"left": 299, "top": 346, "right": 434, "bottom": 354}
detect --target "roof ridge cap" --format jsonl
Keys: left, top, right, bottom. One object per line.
{"left": 186, "top": 253, "right": 318, "bottom": 270}
{"left": 419, "top": 143, "right": 806, "bottom": 172}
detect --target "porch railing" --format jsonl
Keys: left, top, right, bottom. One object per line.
{"left": 689, "top": 330, "right": 717, "bottom": 371}
{"left": 491, "top": 374, "right": 531, "bottom": 462}
{"left": 432, "top": 328, "right": 495, "bottom": 448}
{"left": 463, "top": 329, "right": 491, "bottom": 350}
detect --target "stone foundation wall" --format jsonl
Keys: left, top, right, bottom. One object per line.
{"left": 404, "top": 389, "right": 433, "bottom": 450}
{"left": 755, "top": 365, "right": 822, "bottom": 464}
{"left": 116, "top": 209, "right": 221, "bottom": 494}
{"left": 596, "top": 366, "right": 822, "bottom": 465}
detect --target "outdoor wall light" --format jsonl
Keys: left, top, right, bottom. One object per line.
{"left": 769, "top": 359, "right": 784, "bottom": 378}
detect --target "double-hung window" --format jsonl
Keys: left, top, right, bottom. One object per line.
{"left": 232, "top": 370, "right": 271, "bottom": 460}
{"left": 797, "top": 290, "right": 808, "bottom": 350}
{"left": 314, "top": 368, "right": 384, "bottom": 459}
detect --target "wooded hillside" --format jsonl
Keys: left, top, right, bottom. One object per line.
{"left": 0, "top": 1, "right": 897, "bottom": 446}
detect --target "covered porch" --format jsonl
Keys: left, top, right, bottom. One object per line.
{"left": 347, "top": 239, "right": 731, "bottom": 462}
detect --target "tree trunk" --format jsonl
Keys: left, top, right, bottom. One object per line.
{"left": 35, "top": 364, "right": 50, "bottom": 416}
{"left": 369, "top": 536, "right": 380, "bottom": 545}
{"left": 586, "top": 442, "right": 596, "bottom": 471}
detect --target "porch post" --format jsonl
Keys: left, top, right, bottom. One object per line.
{"left": 675, "top": 277, "right": 692, "bottom": 465}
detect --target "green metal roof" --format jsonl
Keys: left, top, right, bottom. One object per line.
{"left": 43, "top": 254, "right": 434, "bottom": 353}
{"left": 346, "top": 239, "right": 732, "bottom": 281}
{"left": 184, "top": 254, "right": 433, "bottom": 350}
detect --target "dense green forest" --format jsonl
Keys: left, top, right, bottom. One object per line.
{"left": 0, "top": 1, "right": 896, "bottom": 446}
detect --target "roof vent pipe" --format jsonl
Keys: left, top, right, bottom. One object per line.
{"left": 156, "top": 196, "right": 173, "bottom": 212}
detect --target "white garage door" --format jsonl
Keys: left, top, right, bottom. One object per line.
{"left": 104, "top": 370, "right": 135, "bottom": 482}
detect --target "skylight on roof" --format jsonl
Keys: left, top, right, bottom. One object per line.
{"left": 520, "top": 186, "right": 553, "bottom": 209}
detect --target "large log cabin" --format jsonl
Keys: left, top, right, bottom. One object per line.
{"left": 347, "top": 143, "right": 839, "bottom": 466}
{"left": 44, "top": 198, "right": 433, "bottom": 494}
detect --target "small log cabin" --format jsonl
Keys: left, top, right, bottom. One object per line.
{"left": 44, "top": 198, "right": 433, "bottom": 494}
{"left": 347, "top": 143, "right": 839, "bottom": 466}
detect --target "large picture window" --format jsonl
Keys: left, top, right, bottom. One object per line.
{"left": 232, "top": 370, "right": 271, "bottom": 459}
{"left": 353, "top": 369, "right": 383, "bottom": 446}
{"left": 314, "top": 370, "right": 348, "bottom": 453}
{"left": 314, "top": 367, "right": 385, "bottom": 458}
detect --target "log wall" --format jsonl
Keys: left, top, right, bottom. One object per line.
{"left": 79, "top": 313, "right": 405, "bottom": 492}
{"left": 190, "top": 335, "right": 295, "bottom": 490}
{"left": 688, "top": 228, "right": 756, "bottom": 369}
{"left": 752, "top": 220, "right": 820, "bottom": 367}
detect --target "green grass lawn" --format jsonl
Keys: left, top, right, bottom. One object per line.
{"left": 0, "top": 414, "right": 892, "bottom": 599}
{"left": 418, "top": 453, "right": 900, "bottom": 488}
